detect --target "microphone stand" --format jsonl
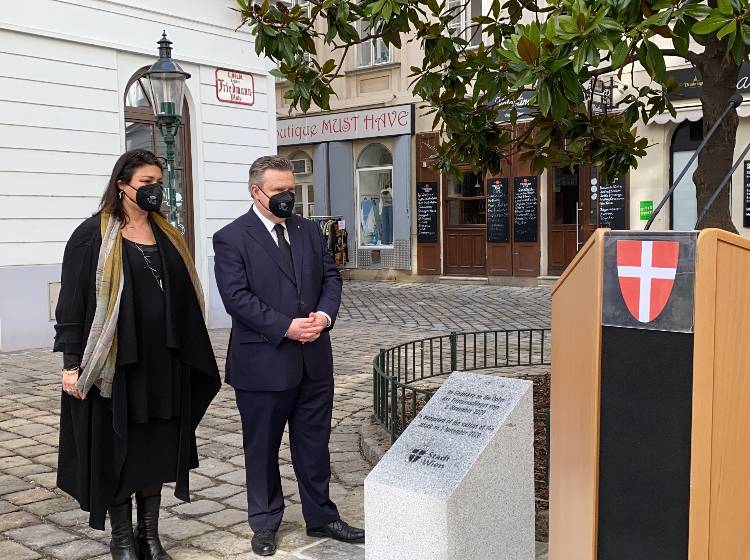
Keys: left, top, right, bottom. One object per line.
{"left": 694, "top": 140, "right": 750, "bottom": 229}
{"left": 645, "top": 93, "right": 744, "bottom": 230}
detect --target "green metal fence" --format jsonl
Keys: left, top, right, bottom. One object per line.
{"left": 372, "top": 328, "right": 552, "bottom": 495}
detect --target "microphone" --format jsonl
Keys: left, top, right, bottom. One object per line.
{"left": 694, "top": 139, "right": 750, "bottom": 228}
{"left": 645, "top": 93, "right": 744, "bottom": 230}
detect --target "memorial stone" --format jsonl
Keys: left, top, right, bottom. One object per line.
{"left": 365, "top": 372, "right": 535, "bottom": 560}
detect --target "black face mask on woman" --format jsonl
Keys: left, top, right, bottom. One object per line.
{"left": 125, "top": 182, "right": 164, "bottom": 212}
{"left": 258, "top": 187, "right": 295, "bottom": 219}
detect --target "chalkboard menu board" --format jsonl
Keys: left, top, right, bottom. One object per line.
{"left": 744, "top": 161, "right": 750, "bottom": 228}
{"left": 599, "top": 177, "right": 627, "bottom": 230}
{"left": 513, "top": 176, "right": 538, "bottom": 243}
{"left": 417, "top": 181, "right": 439, "bottom": 243}
{"left": 487, "top": 178, "right": 510, "bottom": 243}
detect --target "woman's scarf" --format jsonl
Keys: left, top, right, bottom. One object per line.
{"left": 76, "top": 212, "right": 204, "bottom": 398}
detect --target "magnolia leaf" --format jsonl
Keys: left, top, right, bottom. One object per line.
{"left": 573, "top": 44, "right": 587, "bottom": 73}
{"left": 692, "top": 15, "right": 731, "bottom": 35}
{"left": 717, "top": 20, "right": 737, "bottom": 40}
{"left": 612, "top": 40, "right": 629, "bottom": 68}
{"left": 717, "top": 0, "right": 733, "bottom": 17}
{"left": 517, "top": 36, "right": 539, "bottom": 65}
{"left": 537, "top": 82, "right": 552, "bottom": 115}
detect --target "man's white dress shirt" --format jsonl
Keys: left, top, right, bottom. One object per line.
{"left": 251, "top": 204, "right": 332, "bottom": 328}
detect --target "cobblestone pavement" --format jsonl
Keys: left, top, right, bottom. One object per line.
{"left": 0, "top": 281, "right": 550, "bottom": 559}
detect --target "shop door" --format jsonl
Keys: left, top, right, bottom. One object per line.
{"left": 443, "top": 170, "right": 487, "bottom": 276}
{"left": 547, "top": 165, "right": 596, "bottom": 275}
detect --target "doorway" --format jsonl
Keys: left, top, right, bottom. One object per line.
{"left": 547, "top": 165, "right": 597, "bottom": 275}
{"left": 443, "top": 169, "right": 487, "bottom": 275}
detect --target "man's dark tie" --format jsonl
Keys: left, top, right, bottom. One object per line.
{"left": 273, "top": 223, "right": 294, "bottom": 274}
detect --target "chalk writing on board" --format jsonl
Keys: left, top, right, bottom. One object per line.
{"left": 487, "top": 178, "right": 510, "bottom": 243}
{"left": 417, "top": 181, "right": 439, "bottom": 243}
{"left": 599, "top": 177, "right": 626, "bottom": 230}
{"left": 513, "top": 176, "right": 538, "bottom": 243}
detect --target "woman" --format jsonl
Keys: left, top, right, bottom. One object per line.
{"left": 54, "top": 150, "right": 221, "bottom": 559}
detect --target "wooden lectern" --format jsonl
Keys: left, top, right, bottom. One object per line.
{"left": 549, "top": 228, "right": 750, "bottom": 560}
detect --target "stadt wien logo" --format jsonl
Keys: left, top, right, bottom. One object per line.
{"left": 406, "top": 448, "right": 450, "bottom": 469}
{"left": 616, "top": 239, "right": 679, "bottom": 323}
{"left": 408, "top": 449, "right": 426, "bottom": 463}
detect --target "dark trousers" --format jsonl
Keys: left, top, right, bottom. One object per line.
{"left": 234, "top": 371, "right": 339, "bottom": 531}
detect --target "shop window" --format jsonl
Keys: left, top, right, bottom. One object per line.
{"left": 356, "top": 21, "right": 390, "bottom": 67}
{"left": 445, "top": 171, "right": 485, "bottom": 225}
{"left": 124, "top": 68, "right": 194, "bottom": 254}
{"left": 289, "top": 150, "right": 315, "bottom": 217}
{"left": 357, "top": 144, "right": 393, "bottom": 247}
{"left": 670, "top": 119, "right": 702, "bottom": 230}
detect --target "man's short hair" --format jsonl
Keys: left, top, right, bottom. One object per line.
{"left": 249, "top": 155, "right": 294, "bottom": 188}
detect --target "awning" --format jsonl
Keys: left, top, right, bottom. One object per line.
{"left": 651, "top": 100, "right": 750, "bottom": 124}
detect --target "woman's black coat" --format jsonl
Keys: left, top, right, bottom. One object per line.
{"left": 53, "top": 214, "right": 221, "bottom": 529}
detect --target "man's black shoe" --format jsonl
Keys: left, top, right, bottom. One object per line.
{"left": 306, "top": 519, "right": 365, "bottom": 544}
{"left": 251, "top": 529, "right": 277, "bottom": 556}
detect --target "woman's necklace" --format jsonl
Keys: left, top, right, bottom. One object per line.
{"left": 132, "top": 242, "right": 164, "bottom": 292}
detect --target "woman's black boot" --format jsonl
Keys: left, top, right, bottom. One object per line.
{"left": 135, "top": 494, "right": 172, "bottom": 560}
{"left": 108, "top": 499, "right": 139, "bottom": 560}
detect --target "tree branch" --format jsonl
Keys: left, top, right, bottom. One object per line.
{"left": 589, "top": 48, "right": 701, "bottom": 77}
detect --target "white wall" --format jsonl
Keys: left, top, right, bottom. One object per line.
{"left": 0, "top": 1, "right": 276, "bottom": 348}
{"left": 0, "top": 29, "right": 119, "bottom": 266}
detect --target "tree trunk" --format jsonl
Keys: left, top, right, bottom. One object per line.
{"left": 694, "top": 37, "right": 740, "bottom": 232}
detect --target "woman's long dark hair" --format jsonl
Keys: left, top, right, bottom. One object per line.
{"left": 99, "top": 150, "right": 165, "bottom": 225}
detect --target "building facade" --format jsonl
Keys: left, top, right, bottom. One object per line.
{"left": 0, "top": 1, "right": 276, "bottom": 351}
{"left": 276, "top": 15, "right": 750, "bottom": 284}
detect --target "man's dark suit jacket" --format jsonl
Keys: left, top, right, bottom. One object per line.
{"left": 212, "top": 209, "right": 342, "bottom": 392}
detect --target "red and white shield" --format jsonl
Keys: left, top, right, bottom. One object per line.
{"left": 616, "top": 240, "right": 679, "bottom": 323}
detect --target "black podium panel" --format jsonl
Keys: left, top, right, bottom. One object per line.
{"left": 597, "top": 327, "right": 693, "bottom": 560}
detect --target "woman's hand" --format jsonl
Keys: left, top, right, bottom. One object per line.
{"left": 61, "top": 369, "right": 84, "bottom": 400}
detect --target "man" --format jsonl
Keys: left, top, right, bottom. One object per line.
{"left": 213, "top": 156, "right": 364, "bottom": 557}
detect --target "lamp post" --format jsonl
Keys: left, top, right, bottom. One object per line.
{"left": 143, "top": 31, "right": 191, "bottom": 232}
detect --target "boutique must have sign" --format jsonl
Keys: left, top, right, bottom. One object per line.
{"left": 277, "top": 104, "right": 414, "bottom": 146}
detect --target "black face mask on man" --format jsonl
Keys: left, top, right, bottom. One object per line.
{"left": 124, "top": 182, "right": 164, "bottom": 212}
{"left": 257, "top": 187, "right": 295, "bottom": 219}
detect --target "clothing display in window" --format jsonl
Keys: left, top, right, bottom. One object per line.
{"left": 380, "top": 185, "right": 393, "bottom": 245}
{"left": 310, "top": 216, "right": 349, "bottom": 266}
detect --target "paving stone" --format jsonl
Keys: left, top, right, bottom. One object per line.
{"left": 297, "top": 538, "right": 365, "bottom": 560}
{"left": 158, "top": 518, "right": 213, "bottom": 541}
{"left": 0, "top": 510, "right": 39, "bottom": 531}
{"left": 7, "top": 424, "right": 55, "bottom": 437}
{"left": 171, "top": 500, "right": 225, "bottom": 516}
{"left": 0, "top": 539, "right": 40, "bottom": 560}
{"left": 25, "top": 496, "right": 76, "bottom": 517}
{"left": 0, "top": 500, "right": 18, "bottom": 514}
{"left": 5, "top": 487, "right": 56, "bottom": 506}
{"left": 5, "top": 464, "right": 54, "bottom": 479}
{"left": 5, "top": 523, "right": 77, "bottom": 548}
{"left": 0, "top": 456, "right": 31, "bottom": 469}
{"left": 200, "top": 508, "right": 248, "bottom": 528}
{"left": 217, "top": 469, "right": 247, "bottom": 486}
{"left": 0, "top": 475, "right": 33, "bottom": 496}
{"left": 222, "top": 493, "right": 248, "bottom": 510}
{"left": 195, "top": 483, "right": 243, "bottom": 500}
{"left": 163, "top": 547, "right": 224, "bottom": 560}
{"left": 46, "top": 508, "right": 91, "bottom": 527}
{"left": 190, "top": 529, "right": 253, "bottom": 555}
{"left": 44, "top": 538, "right": 109, "bottom": 559}
{"left": 193, "top": 458, "right": 236, "bottom": 478}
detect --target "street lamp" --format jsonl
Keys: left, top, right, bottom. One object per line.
{"left": 143, "top": 31, "right": 191, "bottom": 231}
